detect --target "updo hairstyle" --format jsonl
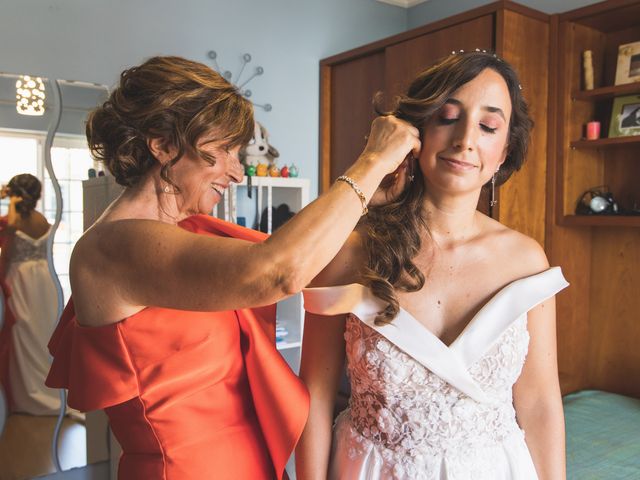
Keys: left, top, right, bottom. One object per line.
{"left": 7, "top": 173, "right": 42, "bottom": 218}
{"left": 86, "top": 56, "right": 254, "bottom": 188}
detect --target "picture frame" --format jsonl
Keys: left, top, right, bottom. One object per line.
{"left": 614, "top": 41, "right": 640, "bottom": 86}
{"left": 608, "top": 94, "right": 640, "bottom": 138}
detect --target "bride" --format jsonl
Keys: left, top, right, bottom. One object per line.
{"left": 296, "top": 51, "right": 567, "bottom": 480}
{"left": 0, "top": 174, "right": 60, "bottom": 414}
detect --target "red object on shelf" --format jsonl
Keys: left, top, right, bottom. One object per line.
{"left": 586, "top": 121, "right": 601, "bottom": 140}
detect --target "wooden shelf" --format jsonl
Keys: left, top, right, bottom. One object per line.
{"left": 572, "top": 82, "right": 640, "bottom": 101}
{"left": 570, "top": 136, "right": 640, "bottom": 148}
{"left": 562, "top": 215, "right": 640, "bottom": 227}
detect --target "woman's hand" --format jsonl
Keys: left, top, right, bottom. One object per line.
{"left": 358, "top": 116, "right": 421, "bottom": 175}
{"left": 369, "top": 155, "right": 415, "bottom": 206}
{"left": 9, "top": 195, "right": 23, "bottom": 206}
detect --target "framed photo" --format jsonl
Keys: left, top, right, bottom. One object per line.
{"left": 608, "top": 94, "right": 640, "bottom": 138}
{"left": 614, "top": 41, "right": 640, "bottom": 86}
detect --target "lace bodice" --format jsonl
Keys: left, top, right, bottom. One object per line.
{"left": 303, "top": 267, "right": 569, "bottom": 480}
{"left": 7, "top": 229, "right": 49, "bottom": 265}
{"left": 342, "top": 313, "right": 529, "bottom": 478}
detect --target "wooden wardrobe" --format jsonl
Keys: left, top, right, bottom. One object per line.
{"left": 319, "top": 0, "right": 640, "bottom": 397}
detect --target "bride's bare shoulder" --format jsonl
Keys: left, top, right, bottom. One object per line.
{"left": 308, "top": 229, "right": 366, "bottom": 288}
{"left": 478, "top": 214, "right": 549, "bottom": 273}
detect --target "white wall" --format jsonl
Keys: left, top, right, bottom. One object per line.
{"left": 0, "top": 0, "right": 408, "bottom": 196}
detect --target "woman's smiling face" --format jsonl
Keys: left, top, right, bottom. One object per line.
{"left": 418, "top": 68, "right": 512, "bottom": 196}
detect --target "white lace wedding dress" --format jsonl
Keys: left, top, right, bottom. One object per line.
{"left": 5, "top": 228, "right": 61, "bottom": 414}
{"left": 303, "top": 267, "right": 568, "bottom": 480}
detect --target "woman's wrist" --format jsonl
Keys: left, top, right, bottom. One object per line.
{"left": 343, "top": 155, "right": 388, "bottom": 198}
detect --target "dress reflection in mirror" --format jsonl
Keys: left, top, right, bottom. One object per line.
{"left": 0, "top": 174, "right": 60, "bottom": 415}
{"left": 0, "top": 73, "right": 108, "bottom": 478}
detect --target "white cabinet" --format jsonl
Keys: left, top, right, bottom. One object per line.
{"left": 211, "top": 175, "right": 310, "bottom": 374}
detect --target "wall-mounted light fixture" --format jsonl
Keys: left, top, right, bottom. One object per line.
{"left": 16, "top": 75, "right": 46, "bottom": 116}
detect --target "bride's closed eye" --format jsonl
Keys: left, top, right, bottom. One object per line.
{"left": 436, "top": 116, "right": 498, "bottom": 134}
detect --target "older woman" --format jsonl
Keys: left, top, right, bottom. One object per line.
{"left": 298, "top": 51, "right": 568, "bottom": 480}
{"left": 45, "top": 56, "right": 419, "bottom": 480}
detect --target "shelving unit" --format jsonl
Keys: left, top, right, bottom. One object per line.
{"left": 549, "top": 0, "right": 640, "bottom": 397}
{"left": 572, "top": 80, "right": 640, "bottom": 101}
{"left": 570, "top": 136, "right": 640, "bottom": 148}
{"left": 562, "top": 214, "right": 640, "bottom": 227}
{"left": 554, "top": 3, "right": 640, "bottom": 228}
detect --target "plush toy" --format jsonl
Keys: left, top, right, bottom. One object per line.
{"left": 241, "top": 120, "right": 280, "bottom": 171}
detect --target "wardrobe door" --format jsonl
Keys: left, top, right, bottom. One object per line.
{"left": 384, "top": 15, "right": 494, "bottom": 214}
{"left": 384, "top": 15, "right": 494, "bottom": 102}
{"left": 325, "top": 52, "right": 385, "bottom": 187}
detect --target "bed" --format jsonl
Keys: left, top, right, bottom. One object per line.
{"left": 564, "top": 389, "right": 640, "bottom": 479}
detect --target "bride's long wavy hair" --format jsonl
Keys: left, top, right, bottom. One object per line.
{"left": 361, "top": 51, "right": 533, "bottom": 325}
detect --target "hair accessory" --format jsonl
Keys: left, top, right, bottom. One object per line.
{"left": 337, "top": 175, "right": 368, "bottom": 216}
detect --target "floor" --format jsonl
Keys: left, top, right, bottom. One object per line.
{"left": 0, "top": 414, "right": 86, "bottom": 480}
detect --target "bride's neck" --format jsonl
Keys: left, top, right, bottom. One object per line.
{"left": 421, "top": 189, "right": 481, "bottom": 248}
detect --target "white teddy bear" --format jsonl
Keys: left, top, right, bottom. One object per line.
{"left": 241, "top": 120, "right": 280, "bottom": 168}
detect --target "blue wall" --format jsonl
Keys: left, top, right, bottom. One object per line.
{"left": 407, "top": 0, "right": 599, "bottom": 29}
{"left": 0, "top": 0, "right": 407, "bottom": 196}
{"left": 0, "top": 0, "right": 605, "bottom": 196}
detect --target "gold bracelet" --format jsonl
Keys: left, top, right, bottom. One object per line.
{"left": 336, "top": 175, "right": 368, "bottom": 216}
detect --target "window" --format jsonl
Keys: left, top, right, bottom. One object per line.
{"left": 0, "top": 130, "right": 95, "bottom": 302}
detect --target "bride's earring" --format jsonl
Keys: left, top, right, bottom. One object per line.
{"left": 163, "top": 184, "right": 171, "bottom": 193}
{"left": 490, "top": 166, "right": 500, "bottom": 207}
{"left": 407, "top": 153, "right": 415, "bottom": 182}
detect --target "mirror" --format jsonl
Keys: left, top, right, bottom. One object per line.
{"left": 0, "top": 73, "right": 108, "bottom": 479}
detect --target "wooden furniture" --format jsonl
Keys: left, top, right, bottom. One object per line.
{"left": 548, "top": 0, "right": 640, "bottom": 398}
{"left": 321, "top": 0, "right": 640, "bottom": 399}
{"left": 320, "top": 0, "right": 551, "bottom": 246}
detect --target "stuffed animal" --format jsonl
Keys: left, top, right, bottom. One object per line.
{"left": 241, "top": 120, "right": 280, "bottom": 170}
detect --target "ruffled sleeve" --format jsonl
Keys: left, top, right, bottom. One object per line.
{"left": 179, "top": 215, "right": 310, "bottom": 479}
{"left": 46, "top": 298, "right": 138, "bottom": 411}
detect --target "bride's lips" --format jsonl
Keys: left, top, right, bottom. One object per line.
{"left": 438, "top": 156, "right": 478, "bottom": 171}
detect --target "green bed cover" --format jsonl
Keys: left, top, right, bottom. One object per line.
{"left": 564, "top": 389, "right": 640, "bottom": 479}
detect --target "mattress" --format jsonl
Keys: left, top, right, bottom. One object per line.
{"left": 564, "top": 389, "right": 640, "bottom": 479}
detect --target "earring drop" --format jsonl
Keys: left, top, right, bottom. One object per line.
{"left": 163, "top": 185, "right": 171, "bottom": 193}
{"left": 490, "top": 174, "right": 497, "bottom": 207}
{"left": 490, "top": 166, "right": 500, "bottom": 207}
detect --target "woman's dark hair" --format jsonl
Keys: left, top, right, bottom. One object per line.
{"left": 8, "top": 173, "right": 41, "bottom": 218}
{"left": 86, "top": 56, "right": 254, "bottom": 188}
{"left": 362, "top": 51, "right": 534, "bottom": 325}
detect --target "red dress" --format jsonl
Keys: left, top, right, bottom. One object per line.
{"left": 45, "top": 215, "right": 309, "bottom": 480}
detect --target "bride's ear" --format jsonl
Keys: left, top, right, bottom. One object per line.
{"left": 147, "top": 137, "right": 177, "bottom": 165}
